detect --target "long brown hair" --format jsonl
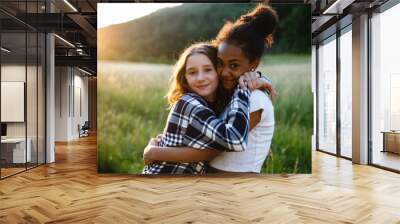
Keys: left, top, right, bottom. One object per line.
{"left": 167, "top": 43, "right": 219, "bottom": 106}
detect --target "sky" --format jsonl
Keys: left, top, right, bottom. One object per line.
{"left": 97, "top": 3, "right": 183, "bottom": 29}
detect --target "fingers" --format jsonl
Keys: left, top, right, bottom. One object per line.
{"left": 251, "top": 72, "right": 259, "bottom": 90}
{"left": 143, "top": 148, "right": 149, "bottom": 164}
{"left": 273, "top": 89, "right": 278, "bottom": 101}
{"left": 247, "top": 72, "right": 257, "bottom": 90}
{"left": 149, "top": 138, "right": 161, "bottom": 147}
{"left": 263, "top": 79, "right": 272, "bottom": 91}
{"left": 239, "top": 76, "right": 246, "bottom": 89}
{"left": 241, "top": 71, "right": 258, "bottom": 91}
{"left": 143, "top": 145, "right": 153, "bottom": 165}
{"left": 149, "top": 134, "right": 163, "bottom": 146}
{"left": 270, "top": 88, "right": 278, "bottom": 102}
{"left": 143, "top": 157, "right": 153, "bottom": 165}
{"left": 242, "top": 71, "right": 278, "bottom": 101}
{"left": 155, "top": 134, "right": 163, "bottom": 145}
{"left": 144, "top": 157, "right": 153, "bottom": 166}
{"left": 265, "top": 83, "right": 276, "bottom": 101}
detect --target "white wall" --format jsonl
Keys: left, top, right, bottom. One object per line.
{"left": 55, "top": 66, "right": 70, "bottom": 141}
{"left": 55, "top": 67, "right": 89, "bottom": 141}
{"left": 1, "top": 65, "right": 26, "bottom": 81}
{"left": 72, "top": 72, "right": 89, "bottom": 138}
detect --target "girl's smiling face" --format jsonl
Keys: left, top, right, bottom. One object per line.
{"left": 217, "top": 41, "right": 256, "bottom": 91}
{"left": 185, "top": 53, "right": 219, "bottom": 102}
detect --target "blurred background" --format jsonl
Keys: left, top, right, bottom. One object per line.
{"left": 97, "top": 3, "right": 312, "bottom": 174}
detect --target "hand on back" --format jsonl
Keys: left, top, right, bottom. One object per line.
{"left": 238, "top": 71, "right": 277, "bottom": 101}
{"left": 143, "top": 136, "right": 161, "bottom": 165}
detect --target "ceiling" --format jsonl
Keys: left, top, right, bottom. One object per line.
{"left": 0, "top": 0, "right": 98, "bottom": 75}
{"left": 309, "top": 0, "right": 390, "bottom": 44}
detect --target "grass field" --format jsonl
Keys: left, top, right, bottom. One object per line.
{"left": 98, "top": 54, "right": 312, "bottom": 174}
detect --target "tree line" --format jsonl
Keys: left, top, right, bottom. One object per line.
{"left": 98, "top": 3, "right": 311, "bottom": 63}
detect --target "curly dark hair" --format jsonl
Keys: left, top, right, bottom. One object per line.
{"left": 213, "top": 4, "right": 279, "bottom": 62}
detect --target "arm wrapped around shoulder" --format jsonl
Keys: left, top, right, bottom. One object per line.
{"left": 184, "top": 86, "right": 250, "bottom": 152}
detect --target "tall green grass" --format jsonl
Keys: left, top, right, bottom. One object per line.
{"left": 98, "top": 55, "right": 312, "bottom": 174}
{"left": 258, "top": 57, "right": 312, "bottom": 173}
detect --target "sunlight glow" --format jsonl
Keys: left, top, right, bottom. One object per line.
{"left": 98, "top": 3, "right": 183, "bottom": 29}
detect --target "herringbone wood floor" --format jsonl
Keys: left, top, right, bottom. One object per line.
{"left": 0, "top": 135, "right": 399, "bottom": 224}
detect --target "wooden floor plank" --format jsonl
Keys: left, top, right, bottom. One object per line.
{"left": 0, "top": 134, "right": 399, "bottom": 223}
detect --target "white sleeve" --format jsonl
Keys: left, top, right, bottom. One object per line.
{"left": 249, "top": 90, "right": 268, "bottom": 113}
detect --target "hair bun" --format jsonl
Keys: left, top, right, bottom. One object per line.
{"left": 214, "top": 4, "right": 279, "bottom": 61}
{"left": 241, "top": 5, "right": 279, "bottom": 45}
{"left": 240, "top": 15, "right": 253, "bottom": 23}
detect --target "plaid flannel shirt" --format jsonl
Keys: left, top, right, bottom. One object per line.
{"left": 142, "top": 85, "right": 250, "bottom": 175}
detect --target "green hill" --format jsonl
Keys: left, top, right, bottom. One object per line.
{"left": 98, "top": 3, "right": 310, "bottom": 63}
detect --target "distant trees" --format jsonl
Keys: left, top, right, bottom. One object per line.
{"left": 98, "top": 3, "right": 310, "bottom": 63}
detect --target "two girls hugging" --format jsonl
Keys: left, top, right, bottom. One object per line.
{"left": 142, "top": 4, "right": 278, "bottom": 175}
